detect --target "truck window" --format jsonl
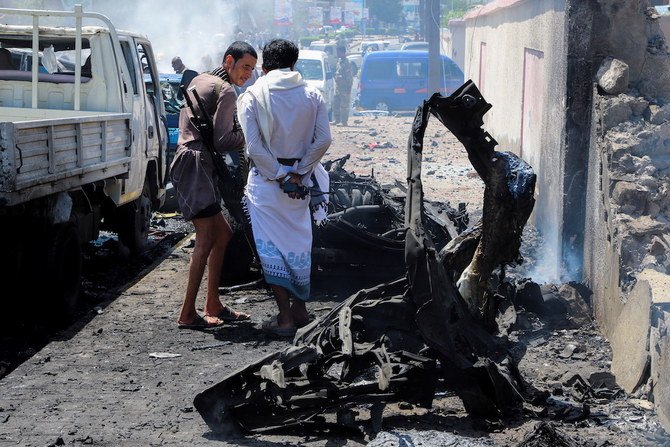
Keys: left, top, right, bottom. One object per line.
{"left": 0, "top": 40, "right": 93, "bottom": 83}
{"left": 120, "top": 40, "right": 138, "bottom": 94}
{"left": 138, "top": 43, "right": 159, "bottom": 102}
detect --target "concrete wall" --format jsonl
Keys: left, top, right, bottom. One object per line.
{"left": 461, "top": 0, "right": 568, "bottom": 282}
{"left": 461, "top": 0, "right": 670, "bottom": 431}
{"left": 443, "top": 20, "right": 465, "bottom": 71}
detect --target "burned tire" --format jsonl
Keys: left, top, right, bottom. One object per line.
{"left": 117, "top": 180, "right": 151, "bottom": 254}
{"left": 45, "top": 222, "right": 82, "bottom": 319}
{"left": 350, "top": 188, "right": 363, "bottom": 207}
{"left": 335, "top": 188, "right": 351, "bottom": 208}
{"left": 362, "top": 191, "right": 373, "bottom": 205}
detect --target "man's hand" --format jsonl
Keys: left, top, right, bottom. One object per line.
{"left": 280, "top": 173, "right": 307, "bottom": 199}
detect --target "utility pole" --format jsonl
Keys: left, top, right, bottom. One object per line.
{"left": 426, "top": 0, "right": 441, "bottom": 94}
{"left": 362, "top": 0, "right": 366, "bottom": 36}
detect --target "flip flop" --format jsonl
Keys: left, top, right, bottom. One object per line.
{"left": 178, "top": 314, "right": 225, "bottom": 330}
{"left": 261, "top": 317, "right": 296, "bottom": 338}
{"left": 209, "top": 307, "right": 251, "bottom": 322}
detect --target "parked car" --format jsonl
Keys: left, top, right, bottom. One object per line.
{"left": 361, "top": 40, "right": 391, "bottom": 54}
{"left": 296, "top": 49, "right": 335, "bottom": 117}
{"left": 358, "top": 50, "right": 463, "bottom": 111}
{"left": 401, "top": 41, "right": 429, "bottom": 51}
{"left": 346, "top": 51, "right": 363, "bottom": 75}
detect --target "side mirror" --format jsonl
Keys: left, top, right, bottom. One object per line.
{"left": 326, "top": 70, "right": 333, "bottom": 80}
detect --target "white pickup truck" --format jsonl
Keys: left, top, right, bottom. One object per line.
{"left": 0, "top": 6, "right": 168, "bottom": 317}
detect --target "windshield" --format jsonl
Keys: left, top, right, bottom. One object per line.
{"left": 295, "top": 59, "right": 324, "bottom": 81}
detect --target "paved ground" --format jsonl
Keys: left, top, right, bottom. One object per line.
{"left": 0, "top": 115, "right": 667, "bottom": 446}
{"left": 0, "top": 233, "right": 666, "bottom": 447}
{"left": 0, "top": 234, "right": 357, "bottom": 446}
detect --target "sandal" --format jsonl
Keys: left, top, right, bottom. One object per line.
{"left": 178, "top": 314, "right": 225, "bottom": 330}
{"left": 261, "top": 317, "right": 297, "bottom": 337}
{"left": 208, "top": 306, "right": 251, "bottom": 322}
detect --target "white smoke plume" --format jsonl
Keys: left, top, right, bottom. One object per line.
{"left": 3, "top": 0, "right": 274, "bottom": 73}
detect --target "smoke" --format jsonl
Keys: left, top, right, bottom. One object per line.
{"left": 4, "top": 0, "right": 280, "bottom": 72}
{"left": 90, "top": 0, "right": 240, "bottom": 73}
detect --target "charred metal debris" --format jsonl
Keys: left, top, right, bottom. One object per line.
{"left": 196, "top": 81, "right": 538, "bottom": 437}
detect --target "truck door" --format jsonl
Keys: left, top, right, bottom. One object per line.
{"left": 137, "top": 40, "right": 167, "bottom": 185}
{"left": 118, "top": 38, "right": 148, "bottom": 198}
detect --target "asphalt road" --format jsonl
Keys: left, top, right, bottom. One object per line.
{"left": 0, "top": 117, "right": 666, "bottom": 446}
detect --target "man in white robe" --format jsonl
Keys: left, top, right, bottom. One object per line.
{"left": 238, "top": 38, "right": 332, "bottom": 337}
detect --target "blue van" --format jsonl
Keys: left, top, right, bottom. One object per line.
{"left": 358, "top": 50, "right": 464, "bottom": 111}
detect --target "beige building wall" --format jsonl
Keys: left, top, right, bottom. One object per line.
{"left": 443, "top": 20, "right": 465, "bottom": 71}
{"left": 462, "top": 0, "right": 568, "bottom": 282}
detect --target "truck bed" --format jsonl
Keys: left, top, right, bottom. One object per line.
{"left": 0, "top": 107, "right": 132, "bottom": 206}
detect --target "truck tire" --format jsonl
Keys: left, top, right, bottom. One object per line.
{"left": 46, "top": 222, "right": 82, "bottom": 319}
{"left": 117, "top": 180, "right": 151, "bottom": 254}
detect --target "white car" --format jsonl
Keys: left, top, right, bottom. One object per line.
{"left": 296, "top": 49, "right": 335, "bottom": 118}
{"left": 346, "top": 52, "right": 363, "bottom": 76}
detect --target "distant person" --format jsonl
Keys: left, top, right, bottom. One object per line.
{"left": 169, "top": 42, "right": 258, "bottom": 329}
{"left": 237, "top": 38, "right": 331, "bottom": 337}
{"left": 330, "top": 44, "right": 354, "bottom": 127}
{"left": 171, "top": 56, "right": 198, "bottom": 97}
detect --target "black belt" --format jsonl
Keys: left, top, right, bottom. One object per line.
{"left": 277, "top": 158, "right": 300, "bottom": 166}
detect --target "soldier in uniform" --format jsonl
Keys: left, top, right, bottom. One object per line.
{"left": 330, "top": 44, "right": 354, "bottom": 127}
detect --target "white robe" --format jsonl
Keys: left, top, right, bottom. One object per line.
{"left": 238, "top": 69, "right": 331, "bottom": 300}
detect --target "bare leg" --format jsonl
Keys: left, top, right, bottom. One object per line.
{"left": 177, "top": 214, "right": 222, "bottom": 326}
{"left": 271, "top": 285, "right": 295, "bottom": 329}
{"left": 291, "top": 299, "right": 310, "bottom": 327}
{"left": 203, "top": 212, "right": 232, "bottom": 316}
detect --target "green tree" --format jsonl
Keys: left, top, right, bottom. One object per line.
{"left": 367, "top": 0, "right": 404, "bottom": 25}
{"left": 441, "top": 0, "right": 473, "bottom": 25}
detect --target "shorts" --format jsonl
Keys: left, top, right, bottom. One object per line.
{"left": 192, "top": 203, "right": 222, "bottom": 219}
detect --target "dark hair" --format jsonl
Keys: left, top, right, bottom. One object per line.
{"left": 261, "top": 38, "right": 299, "bottom": 71}
{"left": 223, "top": 41, "right": 257, "bottom": 63}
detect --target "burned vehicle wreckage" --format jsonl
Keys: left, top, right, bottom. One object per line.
{"left": 201, "top": 81, "right": 538, "bottom": 436}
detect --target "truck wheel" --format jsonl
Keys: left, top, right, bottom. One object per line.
{"left": 117, "top": 181, "right": 151, "bottom": 254}
{"left": 46, "top": 222, "right": 82, "bottom": 319}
